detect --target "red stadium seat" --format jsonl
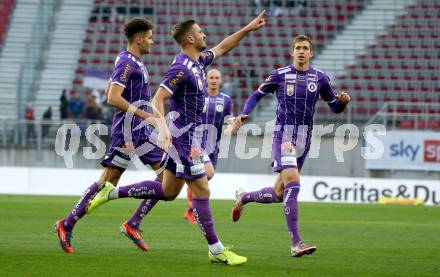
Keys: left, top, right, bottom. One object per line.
{"left": 427, "top": 120, "right": 440, "bottom": 129}
{"left": 399, "top": 120, "right": 414, "bottom": 129}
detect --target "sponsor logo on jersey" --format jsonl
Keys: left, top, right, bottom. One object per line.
{"left": 120, "top": 63, "right": 131, "bottom": 82}
{"left": 176, "top": 163, "right": 185, "bottom": 173}
{"left": 297, "top": 73, "right": 306, "bottom": 81}
{"left": 307, "top": 73, "right": 317, "bottom": 81}
{"left": 201, "top": 51, "right": 213, "bottom": 59}
{"left": 281, "top": 156, "right": 297, "bottom": 166}
{"left": 285, "top": 73, "right": 297, "bottom": 80}
{"left": 278, "top": 67, "right": 292, "bottom": 74}
{"left": 168, "top": 70, "right": 185, "bottom": 87}
{"left": 190, "top": 163, "right": 205, "bottom": 175}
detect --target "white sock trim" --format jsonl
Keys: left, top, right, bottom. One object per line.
{"left": 208, "top": 241, "right": 225, "bottom": 255}
{"left": 108, "top": 188, "right": 119, "bottom": 200}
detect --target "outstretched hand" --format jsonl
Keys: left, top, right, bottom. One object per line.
{"left": 235, "top": 114, "right": 249, "bottom": 125}
{"left": 224, "top": 116, "right": 242, "bottom": 136}
{"left": 244, "top": 10, "right": 266, "bottom": 32}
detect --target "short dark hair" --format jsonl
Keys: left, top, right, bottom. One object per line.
{"left": 291, "top": 34, "right": 313, "bottom": 51}
{"left": 171, "top": 19, "right": 196, "bottom": 45}
{"left": 124, "top": 18, "right": 153, "bottom": 43}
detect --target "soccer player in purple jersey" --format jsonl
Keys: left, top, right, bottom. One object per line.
{"left": 87, "top": 12, "right": 266, "bottom": 265}
{"left": 183, "top": 68, "right": 234, "bottom": 224}
{"left": 54, "top": 18, "right": 164, "bottom": 253}
{"left": 231, "top": 35, "right": 351, "bottom": 257}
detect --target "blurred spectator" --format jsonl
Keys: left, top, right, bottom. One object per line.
{"left": 93, "top": 88, "right": 106, "bottom": 107}
{"left": 60, "top": 89, "right": 68, "bottom": 120}
{"left": 84, "top": 88, "right": 93, "bottom": 103}
{"left": 42, "top": 106, "right": 52, "bottom": 138}
{"left": 85, "top": 95, "right": 103, "bottom": 120}
{"left": 25, "top": 103, "right": 35, "bottom": 138}
{"left": 68, "top": 91, "right": 85, "bottom": 119}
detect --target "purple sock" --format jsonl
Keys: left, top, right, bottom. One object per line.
{"left": 127, "top": 199, "right": 158, "bottom": 229}
{"left": 126, "top": 178, "right": 161, "bottom": 229}
{"left": 63, "top": 182, "right": 99, "bottom": 231}
{"left": 192, "top": 198, "right": 219, "bottom": 245}
{"left": 241, "top": 187, "right": 282, "bottom": 205}
{"left": 116, "top": 180, "right": 165, "bottom": 200}
{"left": 283, "top": 181, "right": 302, "bottom": 245}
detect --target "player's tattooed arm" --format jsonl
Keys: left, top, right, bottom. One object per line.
{"left": 107, "top": 83, "right": 152, "bottom": 120}
{"left": 211, "top": 10, "right": 266, "bottom": 60}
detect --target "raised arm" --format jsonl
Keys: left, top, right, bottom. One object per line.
{"left": 211, "top": 10, "right": 266, "bottom": 60}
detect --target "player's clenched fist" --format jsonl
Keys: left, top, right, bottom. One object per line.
{"left": 336, "top": 91, "right": 351, "bottom": 105}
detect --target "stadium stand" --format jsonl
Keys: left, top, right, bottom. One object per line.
{"left": 1, "top": 0, "right": 438, "bottom": 129}
{"left": 72, "top": 0, "right": 368, "bottom": 113}
{"left": 0, "top": 0, "right": 41, "bottom": 121}
{"left": 0, "top": 0, "right": 438, "bottom": 178}
{"left": 337, "top": 0, "right": 440, "bottom": 127}
{"left": 0, "top": 0, "right": 14, "bottom": 47}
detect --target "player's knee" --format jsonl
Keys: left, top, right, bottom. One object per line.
{"left": 280, "top": 170, "right": 300, "bottom": 185}
{"left": 275, "top": 188, "right": 284, "bottom": 200}
{"left": 192, "top": 186, "right": 210, "bottom": 198}
{"left": 165, "top": 194, "right": 177, "bottom": 201}
{"left": 163, "top": 188, "right": 180, "bottom": 201}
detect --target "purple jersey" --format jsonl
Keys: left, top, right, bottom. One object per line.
{"left": 101, "top": 51, "right": 163, "bottom": 170}
{"left": 201, "top": 92, "right": 233, "bottom": 151}
{"left": 160, "top": 50, "right": 216, "bottom": 146}
{"left": 258, "top": 65, "right": 338, "bottom": 139}
{"left": 110, "top": 51, "right": 152, "bottom": 143}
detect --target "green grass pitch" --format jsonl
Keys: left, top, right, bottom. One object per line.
{"left": 0, "top": 195, "right": 439, "bottom": 276}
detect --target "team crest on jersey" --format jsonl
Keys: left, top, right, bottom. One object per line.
{"left": 286, "top": 84, "right": 295, "bottom": 96}
{"left": 216, "top": 104, "right": 224, "bottom": 112}
{"left": 307, "top": 82, "right": 317, "bottom": 92}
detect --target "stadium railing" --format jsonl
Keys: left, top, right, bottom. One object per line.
{"left": 365, "top": 102, "right": 440, "bottom": 130}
